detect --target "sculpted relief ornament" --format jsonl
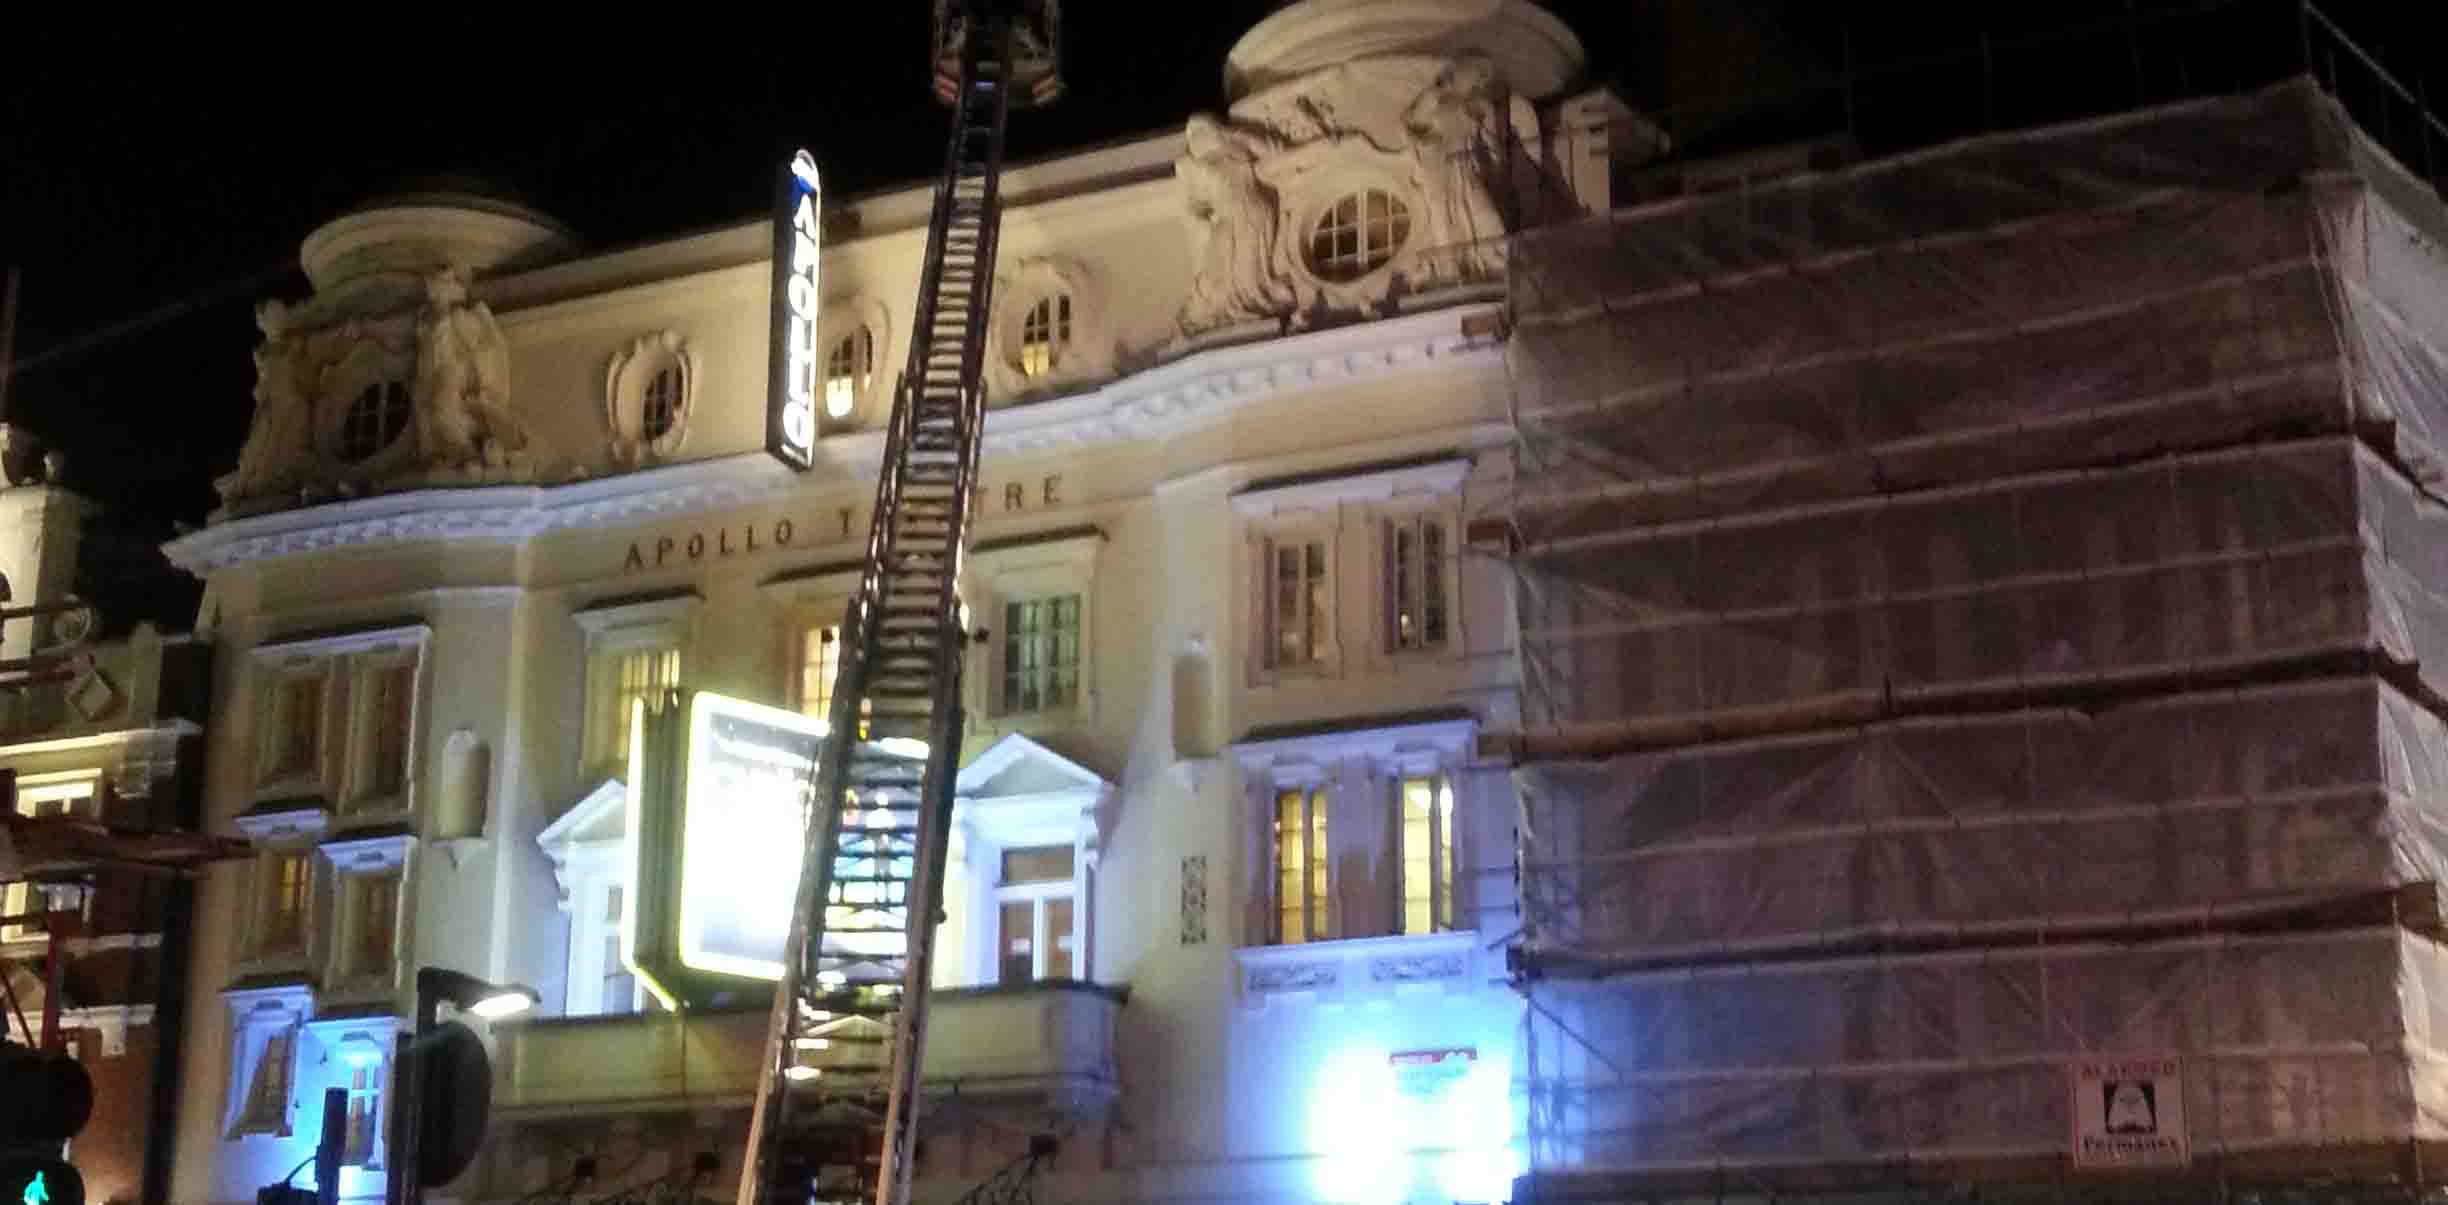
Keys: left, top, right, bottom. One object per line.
{"left": 218, "top": 267, "right": 538, "bottom": 513}
{"left": 413, "top": 268, "right": 531, "bottom": 473}
{"left": 1174, "top": 52, "right": 1536, "bottom": 340}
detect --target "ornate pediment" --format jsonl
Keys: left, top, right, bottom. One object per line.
{"left": 217, "top": 267, "right": 541, "bottom": 516}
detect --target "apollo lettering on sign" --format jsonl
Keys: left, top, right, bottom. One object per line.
{"left": 2071, "top": 1056, "right": 2189, "bottom": 1169}
{"left": 767, "top": 149, "right": 822, "bottom": 470}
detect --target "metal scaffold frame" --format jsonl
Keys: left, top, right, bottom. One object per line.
{"left": 1494, "top": 5, "right": 2448, "bottom": 1198}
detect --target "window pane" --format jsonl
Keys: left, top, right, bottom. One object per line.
{"left": 281, "top": 676, "right": 322, "bottom": 775}
{"left": 1401, "top": 778, "right": 1436, "bottom": 935}
{"left": 366, "top": 664, "right": 414, "bottom": 798}
{"left": 1423, "top": 520, "right": 1447, "bottom": 645}
{"left": 999, "top": 900, "right": 1036, "bottom": 984}
{"left": 1046, "top": 896, "right": 1075, "bottom": 979}
{"left": 1001, "top": 844, "right": 1074, "bottom": 885}
{"left": 1437, "top": 778, "right": 1457, "bottom": 930}
{"left": 1305, "top": 543, "right": 1328, "bottom": 664}
{"left": 800, "top": 625, "right": 841, "bottom": 720}
{"left": 1307, "top": 789, "right": 1331, "bottom": 941}
{"left": 1274, "top": 790, "right": 1305, "bottom": 944}
{"left": 359, "top": 878, "right": 397, "bottom": 977}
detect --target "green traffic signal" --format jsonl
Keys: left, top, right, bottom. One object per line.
{"left": 0, "top": 1160, "right": 78, "bottom": 1205}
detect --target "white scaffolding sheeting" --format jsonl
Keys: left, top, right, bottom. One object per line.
{"left": 1506, "top": 79, "right": 2448, "bottom": 1189}
{"left": 1523, "top": 927, "right": 2448, "bottom": 1173}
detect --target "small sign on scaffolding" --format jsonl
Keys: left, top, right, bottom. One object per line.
{"left": 1389, "top": 1047, "right": 1476, "bottom": 1097}
{"left": 2071, "top": 1056, "right": 2189, "bottom": 1169}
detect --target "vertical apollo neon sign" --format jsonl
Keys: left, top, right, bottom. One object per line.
{"left": 767, "top": 149, "right": 822, "bottom": 470}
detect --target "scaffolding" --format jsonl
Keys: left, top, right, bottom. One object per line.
{"left": 1503, "top": 52, "right": 2448, "bottom": 1204}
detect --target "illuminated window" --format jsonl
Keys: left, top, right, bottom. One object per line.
{"left": 339, "top": 1045, "right": 385, "bottom": 1165}
{"left": 642, "top": 366, "right": 684, "bottom": 441}
{"left": 1265, "top": 537, "right": 1330, "bottom": 670}
{"left": 793, "top": 621, "right": 872, "bottom": 738}
{"left": 17, "top": 775, "right": 96, "bottom": 819}
{"left": 1308, "top": 190, "right": 1410, "bottom": 282}
{"left": 258, "top": 852, "right": 310, "bottom": 955}
{"left": 993, "top": 844, "right": 1077, "bottom": 984}
{"left": 1385, "top": 515, "right": 1448, "bottom": 652}
{"left": 1019, "top": 294, "right": 1071, "bottom": 378}
{"left": 825, "top": 327, "right": 874, "bottom": 418}
{"left": 797, "top": 624, "right": 842, "bottom": 721}
{"left": 339, "top": 381, "right": 413, "bottom": 462}
{"left": 1272, "top": 787, "right": 1331, "bottom": 944}
{"left": 1397, "top": 776, "right": 1457, "bottom": 935}
{"left": 0, "top": 881, "right": 32, "bottom": 944}
{"left": 1000, "top": 595, "right": 1081, "bottom": 715}
{"left": 587, "top": 645, "right": 680, "bottom": 776}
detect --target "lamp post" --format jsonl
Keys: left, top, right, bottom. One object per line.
{"left": 383, "top": 967, "right": 536, "bottom": 1205}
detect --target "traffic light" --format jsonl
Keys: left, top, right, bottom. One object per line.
{"left": 0, "top": 1041, "right": 87, "bottom": 1205}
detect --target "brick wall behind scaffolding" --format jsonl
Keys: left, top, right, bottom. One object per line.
{"left": 1507, "top": 80, "right": 2448, "bottom": 1175}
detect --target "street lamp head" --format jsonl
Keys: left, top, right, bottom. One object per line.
{"left": 413, "top": 966, "right": 541, "bottom": 1026}
{"left": 466, "top": 989, "right": 536, "bottom": 1021}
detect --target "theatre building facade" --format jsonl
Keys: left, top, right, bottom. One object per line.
{"left": 161, "top": 2, "right": 1635, "bottom": 1200}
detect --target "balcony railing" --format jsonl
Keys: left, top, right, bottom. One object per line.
{"left": 492, "top": 979, "right": 1122, "bottom": 1120}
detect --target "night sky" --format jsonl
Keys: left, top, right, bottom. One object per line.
{"left": 0, "top": 1, "right": 2438, "bottom": 618}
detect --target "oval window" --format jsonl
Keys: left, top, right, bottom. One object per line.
{"left": 1307, "top": 190, "right": 1411, "bottom": 282}
{"left": 1019, "top": 294, "right": 1072, "bottom": 378}
{"left": 340, "top": 381, "right": 413, "bottom": 462}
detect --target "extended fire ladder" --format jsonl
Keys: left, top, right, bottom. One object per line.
{"left": 740, "top": 5, "right": 1062, "bottom": 1205}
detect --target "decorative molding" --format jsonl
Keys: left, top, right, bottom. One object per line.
{"left": 572, "top": 589, "right": 701, "bottom": 640}
{"left": 232, "top": 804, "right": 332, "bottom": 845}
{"left": 1247, "top": 959, "right": 1338, "bottom": 995}
{"left": 251, "top": 621, "right": 431, "bottom": 661}
{"left": 166, "top": 305, "right": 1502, "bottom": 574}
{"left": 1180, "top": 855, "right": 1209, "bottom": 946}
{"left": 1369, "top": 950, "right": 1468, "bottom": 984}
{"left": 604, "top": 330, "right": 700, "bottom": 467}
{"left": 1236, "top": 929, "right": 1481, "bottom": 1009}
{"left": 51, "top": 1003, "right": 157, "bottom": 1057}
{"left": 1233, "top": 712, "right": 1477, "bottom": 777}
{"left": 1230, "top": 454, "right": 1471, "bottom": 518}
{"left": 987, "top": 255, "right": 1113, "bottom": 402}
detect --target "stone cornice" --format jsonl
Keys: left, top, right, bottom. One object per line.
{"left": 164, "top": 305, "right": 1504, "bottom": 575}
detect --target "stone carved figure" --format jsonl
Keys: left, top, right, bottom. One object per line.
{"left": 1402, "top": 56, "right": 1510, "bottom": 283}
{"left": 220, "top": 300, "right": 316, "bottom": 503}
{"left": 1177, "top": 115, "right": 1298, "bottom": 336}
{"left": 413, "top": 268, "right": 528, "bottom": 470}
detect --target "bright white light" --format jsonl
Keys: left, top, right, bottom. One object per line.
{"left": 875, "top": 737, "right": 929, "bottom": 759}
{"left": 784, "top": 1064, "right": 822, "bottom": 1082}
{"left": 339, "top": 1042, "right": 384, "bottom": 1069}
{"left": 794, "top": 1037, "right": 832, "bottom": 1051}
{"left": 816, "top": 970, "right": 847, "bottom": 987}
{"left": 469, "top": 991, "right": 536, "bottom": 1020}
{"left": 677, "top": 692, "right": 826, "bottom": 982}
{"left": 1308, "top": 1047, "right": 1521, "bottom": 1205}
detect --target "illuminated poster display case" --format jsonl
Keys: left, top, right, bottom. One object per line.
{"left": 621, "top": 688, "right": 826, "bottom": 1009}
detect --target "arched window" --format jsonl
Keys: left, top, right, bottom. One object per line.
{"left": 1019, "top": 294, "right": 1072, "bottom": 378}
{"left": 1307, "top": 190, "right": 1411, "bottom": 282}
{"left": 340, "top": 381, "right": 413, "bottom": 462}
{"left": 825, "top": 327, "right": 875, "bottom": 418}
{"left": 641, "top": 366, "right": 683, "bottom": 441}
